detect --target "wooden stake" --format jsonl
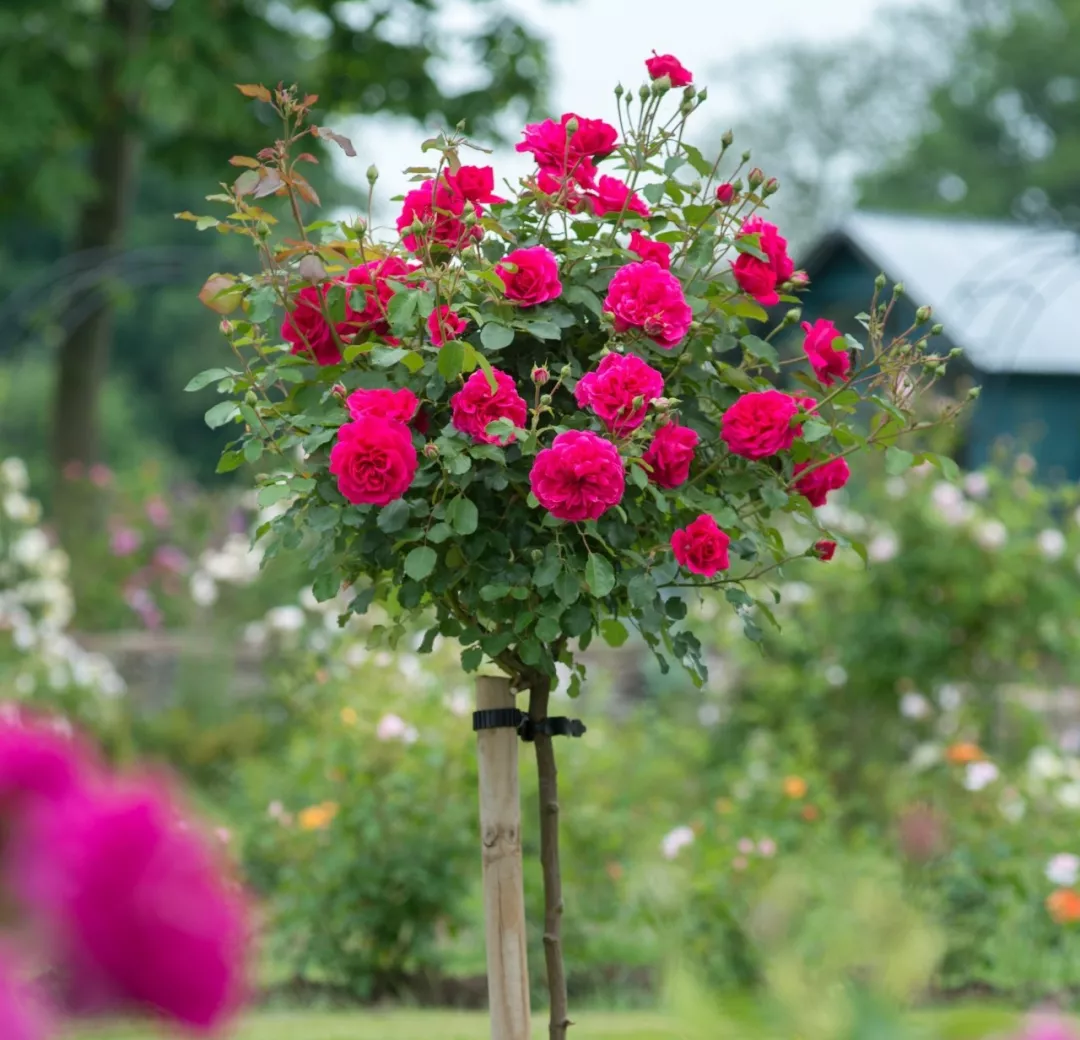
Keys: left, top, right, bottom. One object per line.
{"left": 476, "top": 675, "right": 531, "bottom": 1040}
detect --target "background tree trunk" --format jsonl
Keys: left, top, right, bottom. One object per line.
{"left": 52, "top": 0, "right": 144, "bottom": 544}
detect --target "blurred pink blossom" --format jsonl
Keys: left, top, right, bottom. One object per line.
{"left": 376, "top": 713, "right": 409, "bottom": 742}
{"left": 153, "top": 546, "right": 189, "bottom": 575}
{"left": 757, "top": 838, "right": 777, "bottom": 858}
{"left": 737, "top": 837, "right": 755, "bottom": 855}
{"left": 88, "top": 464, "right": 113, "bottom": 488}
{"left": 0, "top": 948, "right": 50, "bottom": 1040}
{"left": 732, "top": 856, "right": 748, "bottom": 871}
{"left": 145, "top": 496, "right": 171, "bottom": 529}
{"left": 109, "top": 527, "right": 142, "bottom": 558}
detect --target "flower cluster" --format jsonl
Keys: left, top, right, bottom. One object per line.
{"left": 0, "top": 711, "right": 247, "bottom": 1038}
{"left": 190, "top": 57, "right": 954, "bottom": 687}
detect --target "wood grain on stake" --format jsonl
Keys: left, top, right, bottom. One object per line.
{"left": 476, "top": 676, "right": 531, "bottom": 1040}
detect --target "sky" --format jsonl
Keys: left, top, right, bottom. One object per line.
{"left": 337, "top": 0, "right": 922, "bottom": 221}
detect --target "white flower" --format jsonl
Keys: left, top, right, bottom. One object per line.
{"left": 868, "top": 533, "right": 899, "bottom": 563}
{"left": 38, "top": 549, "right": 69, "bottom": 580}
{"left": 243, "top": 622, "right": 268, "bottom": 648}
{"left": 824, "top": 665, "right": 847, "bottom": 687}
{"left": 697, "top": 703, "right": 722, "bottom": 727}
{"left": 999, "top": 789, "right": 1026, "bottom": 823}
{"left": 963, "top": 761, "right": 1000, "bottom": 791}
{"left": 1038, "top": 529, "right": 1067, "bottom": 560}
{"left": 1046, "top": 853, "right": 1080, "bottom": 887}
{"left": 10, "top": 530, "right": 49, "bottom": 568}
{"left": 1058, "top": 782, "right": 1080, "bottom": 810}
{"left": 403, "top": 725, "right": 419, "bottom": 745}
{"left": 910, "top": 743, "right": 942, "bottom": 771}
{"left": 963, "top": 472, "right": 990, "bottom": 499}
{"left": 266, "top": 606, "right": 306, "bottom": 632}
{"left": 930, "top": 482, "right": 973, "bottom": 526}
{"left": 900, "top": 692, "right": 932, "bottom": 720}
{"left": 373, "top": 651, "right": 394, "bottom": 668}
{"left": 344, "top": 644, "right": 369, "bottom": 668}
{"left": 660, "top": 826, "right": 695, "bottom": 860}
{"left": 189, "top": 571, "right": 218, "bottom": 607}
{"left": 974, "top": 520, "right": 1007, "bottom": 551}
{"left": 0, "top": 458, "right": 29, "bottom": 491}
{"left": 885, "top": 477, "right": 907, "bottom": 499}
{"left": 780, "top": 582, "right": 813, "bottom": 605}
{"left": 376, "top": 713, "right": 409, "bottom": 741}
{"left": 1029, "top": 746, "right": 1065, "bottom": 781}
{"left": 938, "top": 684, "right": 963, "bottom": 712}
{"left": 3, "top": 493, "right": 35, "bottom": 523}
{"left": 397, "top": 654, "right": 423, "bottom": 682}
{"left": 299, "top": 586, "right": 319, "bottom": 611}
{"left": 447, "top": 688, "right": 471, "bottom": 718}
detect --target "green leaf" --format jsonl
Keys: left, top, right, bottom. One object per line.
{"left": 741, "top": 335, "right": 779, "bottom": 370}
{"left": 387, "top": 289, "right": 420, "bottom": 334}
{"left": 427, "top": 522, "right": 454, "bottom": 544}
{"left": 437, "top": 339, "right": 466, "bottom": 380}
{"left": 185, "top": 368, "right": 233, "bottom": 392}
{"left": 404, "top": 546, "right": 437, "bottom": 581}
{"left": 215, "top": 450, "right": 244, "bottom": 474}
{"left": 480, "top": 322, "right": 515, "bottom": 351}
{"left": 247, "top": 286, "right": 277, "bottom": 325}
{"left": 534, "top": 556, "right": 562, "bottom": 587}
{"left": 257, "top": 483, "right": 293, "bottom": 506}
{"left": 204, "top": 401, "right": 240, "bottom": 429}
{"left": 628, "top": 573, "right": 657, "bottom": 609}
{"left": 761, "top": 486, "right": 789, "bottom": 509}
{"left": 562, "top": 603, "right": 593, "bottom": 637}
{"left": 927, "top": 452, "right": 960, "bottom": 483}
{"left": 371, "top": 346, "right": 409, "bottom": 368}
{"left": 525, "top": 320, "right": 561, "bottom": 341}
{"left": 885, "top": 446, "right": 915, "bottom": 475}
{"left": 563, "top": 285, "right": 603, "bottom": 318}
{"left": 376, "top": 498, "right": 412, "bottom": 533}
{"left": 461, "top": 645, "right": 483, "bottom": 672}
{"left": 584, "top": 555, "right": 616, "bottom": 598}
{"left": 803, "top": 419, "right": 831, "bottom": 443}
{"left": 446, "top": 496, "right": 479, "bottom": 535}
{"left": 243, "top": 439, "right": 264, "bottom": 463}
{"left": 535, "top": 616, "right": 562, "bottom": 643}
{"left": 554, "top": 570, "right": 581, "bottom": 605}
{"left": 600, "top": 619, "right": 630, "bottom": 647}
{"left": 642, "top": 182, "right": 666, "bottom": 205}
{"left": 312, "top": 571, "right": 339, "bottom": 602}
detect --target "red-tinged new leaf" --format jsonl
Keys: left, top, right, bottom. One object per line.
{"left": 295, "top": 153, "right": 320, "bottom": 165}
{"left": 198, "top": 274, "right": 243, "bottom": 314}
{"left": 236, "top": 83, "right": 271, "bottom": 102}
{"left": 293, "top": 174, "right": 321, "bottom": 207}
{"left": 314, "top": 127, "right": 356, "bottom": 157}
{"left": 252, "top": 169, "right": 284, "bottom": 199}
{"left": 229, "top": 156, "right": 261, "bottom": 168}
{"left": 233, "top": 170, "right": 261, "bottom": 197}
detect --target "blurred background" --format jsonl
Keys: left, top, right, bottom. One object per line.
{"left": 6, "top": 1, "right": 1080, "bottom": 1037}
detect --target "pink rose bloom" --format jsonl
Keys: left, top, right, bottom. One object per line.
{"left": 1017, "top": 1015, "right": 1080, "bottom": 1040}
{"left": 530, "top": 430, "right": 625, "bottom": 522}
{"left": 496, "top": 246, "right": 562, "bottom": 307}
{"left": 721, "top": 390, "right": 802, "bottom": 460}
{"left": 0, "top": 716, "right": 92, "bottom": 808}
{"left": 643, "top": 422, "right": 699, "bottom": 488}
{"left": 109, "top": 527, "right": 142, "bottom": 558}
{"left": 281, "top": 285, "right": 347, "bottom": 366}
{"left": 153, "top": 545, "right": 189, "bottom": 574}
{"left": 344, "top": 257, "right": 417, "bottom": 342}
{"left": 801, "top": 319, "right": 851, "bottom": 386}
{"left": 574, "top": 353, "right": 664, "bottom": 436}
{"left": 345, "top": 387, "right": 419, "bottom": 425}
{"left": 604, "top": 261, "right": 692, "bottom": 349}
{"left": 329, "top": 416, "right": 418, "bottom": 506}
{"left": 0, "top": 950, "right": 50, "bottom": 1040}
{"left": 716, "top": 182, "right": 735, "bottom": 205}
{"left": 628, "top": 231, "right": 671, "bottom": 269}
{"left": 445, "top": 165, "right": 505, "bottom": 204}
{"left": 794, "top": 457, "right": 851, "bottom": 507}
{"left": 427, "top": 305, "right": 467, "bottom": 346}
{"left": 731, "top": 217, "right": 794, "bottom": 307}
{"left": 645, "top": 51, "right": 693, "bottom": 86}
{"left": 450, "top": 369, "right": 528, "bottom": 445}
{"left": 516, "top": 113, "right": 617, "bottom": 188}
{"left": 14, "top": 780, "right": 247, "bottom": 1032}
{"left": 396, "top": 177, "right": 482, "bottom": 254}
{"left": 672, "top": 515, "right": 730, "bottom": 577}
{"left": 814, "top": 539, "right": 837, "bottom": 561}
{"left": 144, "top": 496, "right": 171, "bottom": 529}
{"left": 587, "top": 175, "right": 650, "bottom": 219}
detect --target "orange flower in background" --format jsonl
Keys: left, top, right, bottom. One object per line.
{"left": 340, "top": 707, "right": 358, "bottom": 727}
{"left": 946, "top": 742, "right": 984, "bottom": 765}
{"left": 298, "top": 801, "right": 339, "bottom": 831}
{"left": 783, "top": 776, "right": 807, "bottom": 799}
{"left": 1047, "top": 888, "right": 1080, "bottom": 924}
{"left": 605, "top": 862, "right": 624, "bottom": 882}
{"left": 801, "top": 804, "right": 819, "bottom": 822}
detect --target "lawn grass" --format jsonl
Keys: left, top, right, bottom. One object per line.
{"left": 65, "top": 1006, "right": 1029, "bottom": 1040}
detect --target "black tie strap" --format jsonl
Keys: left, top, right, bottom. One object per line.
{"left": 472, "top": 708, "right": 586, "bottom": 742}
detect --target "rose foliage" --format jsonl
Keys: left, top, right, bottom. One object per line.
{"left": 186, "top": 69, "right": 961, "bottom": 692}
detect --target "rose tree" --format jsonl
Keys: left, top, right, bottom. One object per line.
{"left": 185, "top": 59, "right": 962, "bottom": 1039}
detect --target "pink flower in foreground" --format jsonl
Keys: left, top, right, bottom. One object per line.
{"left": 628, "top": 231, "right": 671, "bottom": 269}
{"left": 495, "top": 246, "right": 562, "bottom": 307}
{"left": 396, "top": 178, "right": 482, "bottom": 254}
{"left": 793, "top": 457, "right": 851, "bottom": 507}
{"left": 281, "top": 285, "right": 347, "bottom": 366}
{"left": 344, "top": 257, "right": 417, "bottom": 342}
{"left": 672, "top": 515, "right": 730, "bottom": 577}
{"left": 814, "top": 539, "right": 837, "bottom": 561}
{"left": 643, "top": 422, "right": 699, "bottom": 488}
{"left": 0, "top": 950, "right": 50, "bottom": 1040}
{"left": 588, "top": 175, "right": 650, "bottom": 219}
{"left": 516, "top": 113, "right": 617, "bottom": 188}
{"left": 645, "top": 51, "right": 693, "bottom": 87}
{"left": 574, "top": 353, "right": 664, "bottom": 436}
{"left": 14, "top": 780, "right": 248, "bottom": 1032}
{"left": 721, "top": 390, "right": 801, "bottom": 460}
{"left": 604, "top": 261, "right": 692, "bottom": 349}
{"left": 427, "top": 305, "right": 467, "bottom": 347}
{"left": 732, "top": 217, "right": 794, "bottom": 307}
{"left": 450, "top": 369, "right": 528, "bottom": 446}
{"left": 530, "top": 430, "right": 625, "bottom": 522}
{"left": 0, "top": 716, "right": 90, "bottom": 809}
{"left": 445, "top": 165, "right": 505, "bottom": 204}
{"left": 345, "top": 387, "right": 419, "bottom": 425}
{"left": 801, "top": 319, "right": 851, "bottom": 387}
{"left": 716, "top": 182, "right": 735, "bottom": 205}
{"left": 329, "top": 416, "right": 417, "bottom": 506}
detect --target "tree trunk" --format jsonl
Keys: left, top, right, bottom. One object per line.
{"left": 52, "top": 0, "right": 144, "bottom": 543}
{"left": 529, "top": 676, "right": 571, "bottom": 1040}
